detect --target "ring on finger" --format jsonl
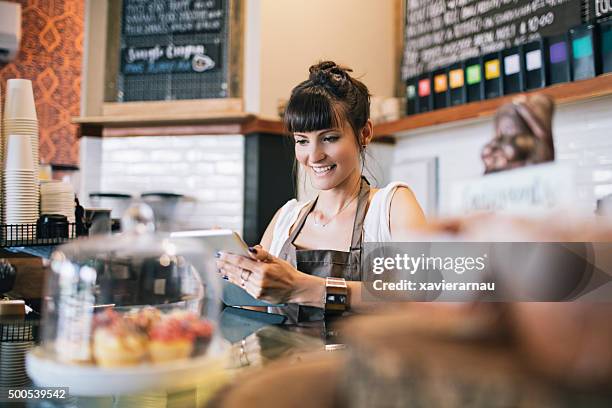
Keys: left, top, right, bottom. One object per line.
{"left": 239, "top": 342, "right": 249, "bottom": 366}
{"left": 240, "top": 269, "right": 251, "bottom": 287}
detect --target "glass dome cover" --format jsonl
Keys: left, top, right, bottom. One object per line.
{"left": 37, "top": 204, "right": 222, "bottom": 368}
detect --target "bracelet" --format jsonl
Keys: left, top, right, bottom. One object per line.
{"left": 324, "top": 277, "right": 348, "bottom": 315}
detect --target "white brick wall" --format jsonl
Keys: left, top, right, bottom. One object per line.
{"left": 391, "top": 95, "right": 612, "bottom": 216}
{"left": 82, "top": 135, "right": 245, "bottom": 233}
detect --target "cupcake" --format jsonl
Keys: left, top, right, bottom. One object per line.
{"left": 92, "top": 309, "right": 148, "bottom": 367}
{"left": 148, "top": 318, "right": 195, "bottom": 363}
{"left": 148, "top": 312, "right": 214, "bottom": 363}
{"left": 125, "top": 306, "right": 162, "bottom": 332}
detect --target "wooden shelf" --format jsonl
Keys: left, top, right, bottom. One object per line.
{"left": 75, "top": 112, "right": 396, "bottom": 143}
{"left": 374, "top": 73, "right": 612, "bottom": 137}
{"left": 74, "top": 113, "right": 286, "bottom": 137}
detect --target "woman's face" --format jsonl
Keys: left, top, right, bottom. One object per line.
{"left": 293, "top": 122, "right": 361, "bottom": 190}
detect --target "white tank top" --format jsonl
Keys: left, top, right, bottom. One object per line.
{"left": 269, "top": 182, "right": 412, "bottom": 256}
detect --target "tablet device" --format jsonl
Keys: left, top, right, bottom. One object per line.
{"left": 170, "top": 229, "right": 285, "bottom": 307}
{"left": 171, "top": 229, "right": 250, "bottom": 257}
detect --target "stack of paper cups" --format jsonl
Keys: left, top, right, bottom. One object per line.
{"left": 4, "top": 134, "right": 39, "bottom": 239}
{"left": 2, "top": 79, "right": 39, "bottom": 183}
{"left": 2, "top": 79, "right": 40, "bottom": 238}
{"left": 0, "top": 88, "right": 3, "bottom": 229}
{"left": 41, "top": 181, "right": 75, "bottom": 223}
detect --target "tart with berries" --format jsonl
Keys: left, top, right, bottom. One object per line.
{"left": 92, "top": 309, "right": 148, "bottom": 367}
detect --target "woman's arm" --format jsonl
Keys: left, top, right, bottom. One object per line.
{"left": 389, "top": 186, "right": 427, "bottom": 240}
{"left": 218, "top": 189, "right": 427, "bottom": 312}
{"left": 343, "top": 186, "right": 428, "bottom": 312}
{"left": 217, "top": 248, "right": 409, "bottom": 314}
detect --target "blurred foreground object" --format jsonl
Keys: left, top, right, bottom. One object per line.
{"left": 209, "top": 305, "right": 612, "bottom": 407}
{"left": 512, "top": 302, "right": 612, "bottom": 389}
{"left": 26, "top": 203, "right": 225, "bottom": 396}
{"left": 410, "top": 213, "right": 612, "bottom": 388}
{"left": 482, "top": 94, "right": 555, "bottom": 174}
{"left": 208, "top": 353, "right": 344, "bottom": 408}
{"left": 340, "top": 310, "right": 612, "bottom": 407}
{"left": 597, "top": 194, "right": 612, "bottom": 216}
{"left": 0, "top": 259, "right": 17, "bottom": 294}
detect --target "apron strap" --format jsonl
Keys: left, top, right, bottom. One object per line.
{"left": 288, "top": 197, "right": 318, "bottom": 245}
{"left": 278, "top": 196, "right": 318, "bottom": 260}
{"left": 349, "top": 176, "right": 371, "bottom": 250}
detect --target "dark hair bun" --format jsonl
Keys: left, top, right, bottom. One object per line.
{"left": 308, "top": 61, "right": 353, "bottom": 97}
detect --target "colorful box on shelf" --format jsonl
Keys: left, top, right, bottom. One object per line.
{"left": 465, "top": 57, "right": 484, "bottom": 103}
{"left": 570, "top": 24, "right": 601, "bottom": 80}
{"left": 601, "top": 19, "right": 612, "bottom": 73}
{"left": 433, "top": 68, "right": 449, "bottom": 110}
{"left": 523, "top": 39, "right": 546, "bottom": 90}
{"left": 483, "top": 52, "right": 503, "bottom": 99}
{"left": 403, "top": 20, "right": 611, "bottom": 117}
{"left": 502, "top": 46, "right": 524, "bottom": 95}
{"left": 546, "top": 33, "right": 572, "bottom": 85}
{"left": 405, "top": 77, "right": 418, "bottom": 115}
{"left": 448, "top": 62, "right": 466, "bottom": 106}
{"left": 417, "top": 73, "right": 432, "bottom": 113}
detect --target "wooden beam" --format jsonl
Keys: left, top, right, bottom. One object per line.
{"left": 75, "top": 113, "right": 397, "bottom": 141}
{"left": 242, "top": 117, "right": 286, "bottom": 136}
{"left": 73, "top": 112, "right": 252, "bottom": 127}
{"left": 102, "top": 98, "right": 243, "bottom": 117}
{"left": 102, "top": 124, "right": 243, "bottom": 137}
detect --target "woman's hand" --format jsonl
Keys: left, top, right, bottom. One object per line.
{"left": 215, "top": 246, "right": 325, "bottom": 307}
{"left": 229, "top": 333, "right": 263, "bottom": 368}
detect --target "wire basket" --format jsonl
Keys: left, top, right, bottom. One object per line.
{"left": 0, "top": 314, "right": 39, "bottom": 343}
{"left": 0, "top": 223, "right": 78, "bottom": 247}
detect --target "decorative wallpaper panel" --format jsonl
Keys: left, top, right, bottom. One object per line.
{"left": 0, "top": 0, "right": 83, "bottom": 165}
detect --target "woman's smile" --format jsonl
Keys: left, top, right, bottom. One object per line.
{"left": 310, "top": 164, "right": 337, "bottom": 177}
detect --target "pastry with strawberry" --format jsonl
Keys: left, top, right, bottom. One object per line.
{"left": 92, "top": 309, "right": 148, "bottom": 367}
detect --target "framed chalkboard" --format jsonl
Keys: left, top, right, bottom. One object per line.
{"left": 584, "top": 0, "right": 612, "bottom": 21}
{"left": 104, "top": 0, "right": 243, "bottom": 103}
{"left": 401, "top": 0, "right": 583, "bottom": 80}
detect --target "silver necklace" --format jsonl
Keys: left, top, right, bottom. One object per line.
{"left": 312, "top": 191, "right": 359, "bottom": 228}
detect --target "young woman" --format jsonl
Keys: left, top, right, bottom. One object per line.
{"left": 216, "top": 61, "right": 426, "bottom": 323}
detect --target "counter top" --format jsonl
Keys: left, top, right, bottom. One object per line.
{"left": 25, "top": 306, "right": 612, "bottom": 407}
{"left": 26, "top": 308, "right": 328, "bottom": 407}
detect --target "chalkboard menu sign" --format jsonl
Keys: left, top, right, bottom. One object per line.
{"left": 401, "top": 0, "right": 583, "bottom": 79}
{"left": 117, "top": 0, "right": 234, "bottom": 102}
{"left": 584, "top": 0, "right": 612, "bottom": 21}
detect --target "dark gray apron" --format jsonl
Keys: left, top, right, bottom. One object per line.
{"left": 271, "top": 177, "right": 370, "bottom": 324}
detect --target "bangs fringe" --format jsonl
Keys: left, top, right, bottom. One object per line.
{"left": 284, "top": 90, "right": 344, "bottom": 133}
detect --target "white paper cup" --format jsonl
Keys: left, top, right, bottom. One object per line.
{"left": 5, "top": 134, "right": 34, "bottom": 171}
{"left": 3, "top": 118, "right": 37, "bottom": 122}
{"left": 3, "top": 117, "right": 37, "bottom": 121}
{"left": 3, "top": 120, "right": 38, "bottom": 125}
{"left": 4, "top": 79, "right": 37, "bottom": 120}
